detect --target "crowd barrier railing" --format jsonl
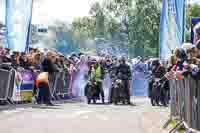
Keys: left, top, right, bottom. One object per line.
{"left": 167, "top": 76, "right": 200, "bottom": 132}
{"left": 0, "top": 64, "right": 16, "bottom": 103}
{"left": 50, "top": 71, "right": 71, "bottom": 99}
{"left": 0, "top": 69, "right": 12, "bottom": 101}
{"left": 0, "top": 65, "right": 75, "bottom": 104}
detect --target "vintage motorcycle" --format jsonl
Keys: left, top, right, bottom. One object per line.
{"left": 85, "top": 80, "right": 101, "bottom": 104}
{"left": 110, "top": 79, "right": 128, "bottom": 105}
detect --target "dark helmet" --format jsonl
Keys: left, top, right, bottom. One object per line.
{"left": 89, "top": 59, "right": 97, "bottom": 65}
{"left": 119, "top": 56, "right": 126, "bottom": 63}
{"left": 78, "top": 52, "right": 83, "bottom": 57}
{"left": 71, "top": 53, "right": 77, "bottom": 58}
{"left": 152, "top": 59, "right": 160, "bottom": 66}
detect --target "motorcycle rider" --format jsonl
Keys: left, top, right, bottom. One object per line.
{"left": 109, "top": 57, "right": 119, "bottom": 103}
{"left": 115, "top": 56, "right": 132, "bottom": 104}
{"left": 87, "top": 59, "right": 105, "bottom": 103}
{"left": 85, "top": 60, "right": 98, "bottom": 103}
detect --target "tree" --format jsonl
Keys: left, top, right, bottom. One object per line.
{"left": 186, "top": 4, "right": 200, "bottom": 42}
{"left": 128, "top": 0, "right": 161, "bottom": 57}
{"left": 89, "top": 2, "right": 105, "bottom": 37}
{"left": 72, "top": 17, "right": 96, "bottom": 39}
{"left": 104, "top": 0, "right": 128, "bottom": 17}
{"left": 71, "top": 0, "right": 129, "bottom": 55}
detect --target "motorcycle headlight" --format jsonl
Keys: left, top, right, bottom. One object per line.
{"left": 116, "top": 79, "right": 122, "bottom": 84}
{"left": 114, "top": 84, "right": 118, "bottom": 88}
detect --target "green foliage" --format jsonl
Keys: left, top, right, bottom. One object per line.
{"left": 128, "top": 0, "right": 161, "bottom": 57}
{"left": 31, "top": 0, "right": 162, "bottom": 57}
{"left": 186, "top": 4, "right": 200, "bottom": 42}
{"left": 72, "top": 17, "right": 96, "bottom": 39}
{"left": 103, "top": 0, "right": 128, "bottom": 17}
{"left": 71, "top": 0, "right": 127, "bottom": 44}
{"left": 70, "top": 0, "right": 161, "bottom": 57}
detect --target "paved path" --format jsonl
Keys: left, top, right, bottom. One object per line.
{"left": 0, "top": 97, "right": 169, "bottom": 133}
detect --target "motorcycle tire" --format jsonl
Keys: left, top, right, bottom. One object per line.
{"left": 93, "top": 99, "right": 96, "bottom": 104}
{"left": 122, "top": 100, "right": 125, "bottom": 105}
{"left": 87, "top": 98, "right": 91, "bottom": 104}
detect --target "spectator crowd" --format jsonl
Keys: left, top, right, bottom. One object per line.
{"left": 0, "top": 45, "right": 132, "bottom": 105}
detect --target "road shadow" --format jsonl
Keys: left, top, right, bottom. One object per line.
{"left": 31, "top": 104, "right": 61, "bottom": 110}
{"left": 63, "top": 100, "right": 83, "bottom": 104}
{"left": 111, "top": 103, "right": 138, "bottom": 107}
{"left": 86, "top": 102, "right": 138, "bottom": 107}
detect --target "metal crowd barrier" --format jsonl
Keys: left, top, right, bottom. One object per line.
{"left": 0, "top": 64, "right": 15, "bottom": 103}
{"left": 48, "top": 70, "right": 73, "bottom": 100}
{"left": 8, "top": 69, "right": 16, "bottom": 100}
{"left": 168, "top": 76, "right": 200, "bottom": 132}
{"left": 54, "top": 71, "right": 71, "bottom": 98}
{"left": 0, "top": 66, "right": 74, "bottom": 104}
{"left": 0, "top": 69, "right": 11, "bottom": 101}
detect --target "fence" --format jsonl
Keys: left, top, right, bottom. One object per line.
{"left": 0, "top": 69, "right": 11, "bottom": 101}
{"left": 0, "top": 65, "right": 74, "bottom": 104}
{"left": 169, "top": 76, "right": 200, "bottom": 132}
{"left": 49, "top": 71, "right": 71, "bottom": 99}
{"left": 0, "top": 64, "right": 14, "bottom": 102}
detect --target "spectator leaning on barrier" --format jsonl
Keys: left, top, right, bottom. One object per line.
{"left": 40, "top": 51, "right": 58, "bottom": 105}
{"left": 0, "top": 46, "right": 82, "bottom": 105}
{"left": 165, "top": 42, "right": 200, "bottom": 81}
{"left": 42, "top": 51, "right": 58, "bottom": 73}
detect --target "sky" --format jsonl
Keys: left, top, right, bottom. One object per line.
{"left": 0, "top": 0, "right": 199, "bottom": 25}
{"left": 32, "top": 0, "right": 98, "bottom": 24}
{"left": 0, "top": 0, "right": 103, "bottom": 25}
{"left": 188, "top": 0, "right": 200, "bottom": 4}
{"left": 0, "top": 0, "right": 5, "bottom": 24}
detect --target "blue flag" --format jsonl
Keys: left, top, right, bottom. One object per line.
{"left": 159, "top": 0, "right": 185, "bottom": 60}
{"left": 6, "top": 0, "right": 33, "bottom": 52}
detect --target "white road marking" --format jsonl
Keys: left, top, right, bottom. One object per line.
{"left": 96, "top": 114, "right": 109, "bottom": 121}
{"left": 69, "top": 110, "right": 94, "bottom": 118}
{"left": 2, "top": 108, "right": 26, "bottom": 115}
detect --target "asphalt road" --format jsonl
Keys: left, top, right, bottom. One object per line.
{"left": 0, "top": 97, "right": 169, "bottom": 133}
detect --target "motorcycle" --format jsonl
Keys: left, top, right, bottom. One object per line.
{"left": 111, "top": 79, "right": 127, "bottom": 105}
{"left": 150, "top": 77, "right": 168, "bottom": 106}
{"left": 85, "top": 80, "right": 100, "bottom": 104}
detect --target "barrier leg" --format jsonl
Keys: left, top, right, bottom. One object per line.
{"left": 169, "top": 120, "right": 184, "bottom": 133}
{"left": 7, "top": 98, "right": 14, "bottom": 104}
{"left": 163, "top": 118, "right": 172, "bottom": 129}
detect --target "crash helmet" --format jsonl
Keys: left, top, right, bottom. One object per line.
{"left": 119, "top": 56, "right": 126, "bottom": 63}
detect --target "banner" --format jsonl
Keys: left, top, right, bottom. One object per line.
{"left": 159, "top": 0, "right": 185, "bottom": 60}
{"left": 6, "top": 0, "right": 33, "bottom": 52}
{"left": 0, "top": 0, "right": 6, "bottom": 24}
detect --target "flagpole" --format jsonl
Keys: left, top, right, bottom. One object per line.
{"left": 183, "top": 0, "right": 186, "bottom": 43}
{"left": 25, "top": 0, "right": 34, "bottom": 53}
{"left": 5, "top": 0, "right": 9, "bottom": 48}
